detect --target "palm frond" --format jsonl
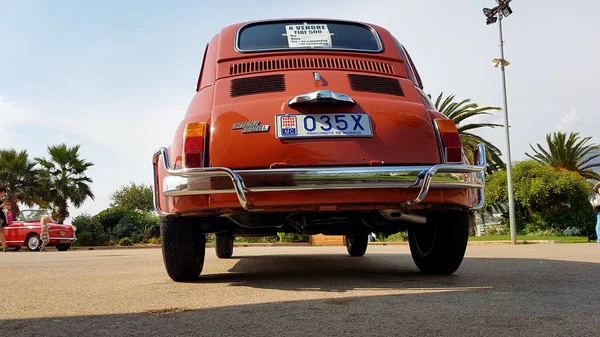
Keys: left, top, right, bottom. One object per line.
{"left": 33, "top": 143, "right": 95, "bottom": 222}
{"left": 458, "top": 123, "right": 504, "bottom": 133}
{"left": 433, "top": 92, "right": 504, "bottom": 172}
{"left": 525, "top": 131, "right": 600, "bottom": 181}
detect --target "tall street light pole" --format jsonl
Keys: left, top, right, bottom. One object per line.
{"left": 483, "top": 0, "right": 517, "bottom": 245}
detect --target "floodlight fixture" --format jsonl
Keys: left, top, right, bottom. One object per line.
{"left": 486, "top": 16, "right": 498, "bottom": 25}
{"left": 485, "top": 0, "right": 512, "bottom": 22}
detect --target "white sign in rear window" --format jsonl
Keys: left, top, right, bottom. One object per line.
{"left": 284, "top": 24, "right": 332, "bottom": 48}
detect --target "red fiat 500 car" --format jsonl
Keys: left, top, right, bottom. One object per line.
{"left": 152, "top": 18, "right": 487, "bottom": 281}
{"left": 4, "top": 210, "right": 77, "bottom": 251}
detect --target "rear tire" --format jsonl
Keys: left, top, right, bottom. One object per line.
{"left": 215, "top": 234, "right": 234, "bottom": 258}
{"left": 345, "top": 234, "right": 369, "bottom": 257}
{"left": 408, "top": 212, "right": 469, "bottom": 275}
{"left": 160, "top": 216, "right": 206, "bottom": 282}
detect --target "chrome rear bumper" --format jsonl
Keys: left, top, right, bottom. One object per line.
{"left": 152, "top": 144, "right": 487, "bottom": 215}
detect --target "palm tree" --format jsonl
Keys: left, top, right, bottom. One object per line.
{"left": 434, "top": 92, "right": 505, "bottom": 173}
{"left": 525, "top": 131, "right": 600, "bottom": 181}
{"left": 0, "top": 149, "right": 43, "bottom": 217}
{"left": 35, "top": 144, "right": 95, "bottom": 224}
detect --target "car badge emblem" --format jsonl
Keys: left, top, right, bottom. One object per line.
{"left": 60, "top": 231, "right": 65, "bottom": 236}
{"left": 232, "top": 121, "right": 270, "bottom": 134}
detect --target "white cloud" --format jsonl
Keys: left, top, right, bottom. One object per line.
{"left": 0, "top": 94, "right": 184, "bottom": 221}
{"left": 1, "top": 93, "right": 182, "bottom": 155}
{"left": 0, "top": 97, "right": 41, "bottom": 147}
{"left": 557, "top": 109, "right": 583, "bottom": 132}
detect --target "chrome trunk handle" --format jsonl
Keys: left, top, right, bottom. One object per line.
{"left": 288, "top": 90, "right": 355, "bottom": 107}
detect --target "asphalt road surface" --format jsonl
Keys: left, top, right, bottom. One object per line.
{"left": 1, "top": 243, "right": 599, "bottom": 337}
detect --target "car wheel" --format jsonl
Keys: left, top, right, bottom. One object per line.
{"left": 408, "top": 212, "right": 469, "bottom": 275}
{"left": 26, "top": 234, "right": 42, "bottom": 251}
{"left": 160, "top": 215, "right": 206, "bottom": 282}
{"left": 215, "top": 234, "right": 234, "bottom": 258}
{"left": 56, "top": 243, "right": 71, "bottom": 251}
{"left": 346, "top": 234, "right": 369, "bottom": 257}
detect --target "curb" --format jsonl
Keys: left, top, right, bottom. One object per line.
{"left": 65, "top": 239, "right": 567, "bottom": 251}
{"left": 68, "top": 242, "right": 312, "bottom": 251}
{"left": 367, "top": 242, "right": 408, "bottom": 246}
{"left": 69, "top": 245, "right": 161, "bottom": 251}
{"left": 222, "top": 243, "right": 312, "bottom": 248}
{"left": 467, "top": 240, "right": 563, "bottom": 245}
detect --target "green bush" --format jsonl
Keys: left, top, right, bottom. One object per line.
{"left": 244, "top": 236, "right": 278, "bottom": 243}
{"left": 525, "top": 229, "right": 562, "bottom": 237}
{"left": 376, "top": 232, "right": 408, "bottom": 242}
{"left": 137, "top": 213, "right": 160, "bottom": 242}
{"left": 119, "top": 237, "right": 133, "bottom": 246}
{"left": 277, "top": 233, "right": 310, "bottom": 243}
{"left": 76, "top": 208, "right": 160, "bottom": 245}
{"left": 94, "top": 207, "right": 130, "bottom": 230}
{"left": 76, "top": 232, "right": 93, "bottom": 246}
{"left": 485, "top": 160, "right": 597, "bottom": 234}
{"left": 113, "top": 211, "right": 140, "bottom": 238}
{"left": 112, "top": 210, "right": 160, "bottom": 243}
{"left": 72, "top": 214, "right": 108, "bottom": 245}
{"left": 72, "top": 213, "right": 95, "bottom": 232}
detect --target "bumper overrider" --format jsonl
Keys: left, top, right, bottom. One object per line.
{"left": 152, "top": 144, "right": 487, "bottom": 215}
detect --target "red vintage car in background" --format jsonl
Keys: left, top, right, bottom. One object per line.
{"left": 4, "top": 210, "right": 77, "bottom": 251}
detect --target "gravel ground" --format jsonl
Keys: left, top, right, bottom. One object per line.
{"left": 1, "top": 244, "right": 599, "bottom": 337}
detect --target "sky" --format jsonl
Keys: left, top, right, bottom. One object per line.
{"left": 1, "top": 0, "right": 599, "bottom": 221}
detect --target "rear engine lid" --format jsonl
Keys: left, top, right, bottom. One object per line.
{"left": 207, "top": 70, "right": 441, "bottom": 169}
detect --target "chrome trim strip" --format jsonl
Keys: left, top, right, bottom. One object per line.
{"left": 152, "top": 144, "right": 487, "bottom": 214}
{"left": 287, "top": 90, "right": 355, "bottom": 106}
{"left": 162, "top": 178, "right": 483, "bottom": 196}
{"left": 431, "top": 117, "right": 447, "bottom": 163}
{"left": 472, "top": 145, "right": 487, "bottom": 210}
{"left": 153, "top": 149, "right": 171, "bottom": 216}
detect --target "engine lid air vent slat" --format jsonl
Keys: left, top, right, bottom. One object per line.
{"left": 347, "top": 74, "right": 405, "bottom": 97}
{"left": 230, "top": 74, "right": 286, "bottom": 98}
{"left": 229, "top": 57, "right": 395, "bottom": 76}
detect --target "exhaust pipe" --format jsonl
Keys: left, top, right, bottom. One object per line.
{"left": 379, "top": 210, "right": 427, "bottom": 224}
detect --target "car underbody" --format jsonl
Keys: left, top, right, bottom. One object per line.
{"left": 166, "top": 206, "right": 468, "bottom": 237}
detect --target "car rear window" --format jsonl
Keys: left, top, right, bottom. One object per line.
{"left": 236, "top": 21, "right": 382, "bottom": 53}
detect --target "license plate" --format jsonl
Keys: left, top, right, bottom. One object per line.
{"left": 275, "top": 113, "right": 373, "bottom": 138}
{"left": 60, "top": 239, "right": 67, "bottom": 243}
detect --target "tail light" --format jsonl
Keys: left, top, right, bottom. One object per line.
{"left": 434, "top": 119, "right": 463, "bottom": 163}
{"left": 183, "top": 122, "right": 208, "bottom": 168}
